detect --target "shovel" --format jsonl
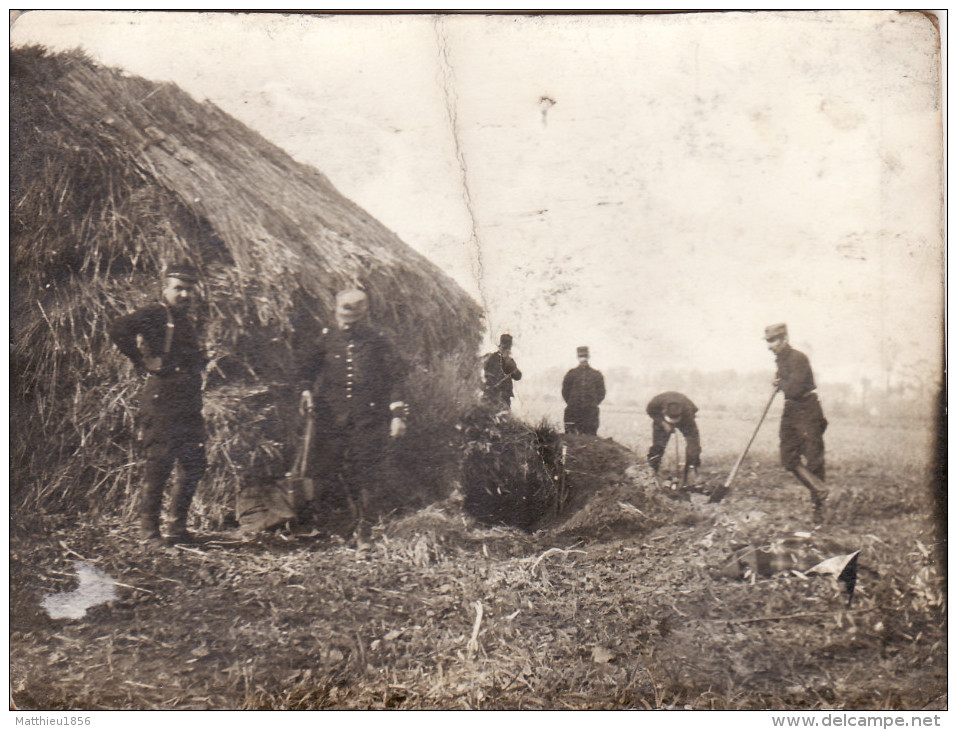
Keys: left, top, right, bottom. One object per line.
{"left": 709, "top": 388, "right": 778, "bottom": 504}
{"left": 282, "top": 403, "right": 316, "bottom": 512}
{"left": 236, "top": 405, "right": 316, "bottom": 535}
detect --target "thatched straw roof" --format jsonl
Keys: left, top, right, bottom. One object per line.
{"left": 11, "top": 46, "right": 483, "bottom": 515}
{"left": 12, "top": 45, "right": 481, "bottom": 355}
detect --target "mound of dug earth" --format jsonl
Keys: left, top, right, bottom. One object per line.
{"left": 390, "top": 435, "right": 683, "bottom": 549}
{"left": 550, "top": 434, "right": 681, "bottom": 541}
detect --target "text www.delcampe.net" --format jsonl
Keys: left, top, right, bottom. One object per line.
{"left": 772, "top": 716, "right": 942, "bottom": 728}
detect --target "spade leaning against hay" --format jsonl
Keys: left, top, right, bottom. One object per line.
{"left": 109, "top": 262, "right": 209, "bottom": 547}
{"left": 293, "top": 288, "right": 409, "bottom": 552}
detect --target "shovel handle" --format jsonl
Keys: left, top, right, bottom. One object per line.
{"left": 293, "top": 407, "right": 314, "bottom": 478}
{"left": 723, "top": 388, "right": 778, "bottom": 490}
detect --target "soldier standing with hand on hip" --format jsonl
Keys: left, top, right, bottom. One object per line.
{"left": 297, "top": 288, "right": 408, "bottom": 553}
{"left": 109, "top": 262, "right": 208, "bottom": 547}
{"left": 765, "top": 323, "right": 829, "bottom": 522}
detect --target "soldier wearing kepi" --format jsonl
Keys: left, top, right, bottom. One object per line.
{"left": 109, "top": 263, "right": 208, "bottom": 546}
{"left": 765, "top": 323, "right": 829, "bottom": 521}
{"left": 482, "top": 334, "right": 522, "bottom": 411}
{"left": 561, "top": 346, "right": 606, "bottom": 435}
{"left": 646, "top": 391, "right": 702, "bottom": 487}
{"left": 297, "top": 288, "right": 408, "bottom": 552}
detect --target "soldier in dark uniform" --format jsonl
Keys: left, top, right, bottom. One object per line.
{"left": 297, "top": 289, "right": 408, "bottom": 551}
{"left": 646, "top": 391, "right": 702, "bottom": 486}
{"left": 109, "top": 263, "right": 208, "bottom": 546}
{"left": 482, "top": 333, "right": 522, "bottom": 410}
{"left": 765, "top": 323, "right": 829, "bottom": 521}
{"left": 561, "top": 346, "right": 606, "bottom": 435}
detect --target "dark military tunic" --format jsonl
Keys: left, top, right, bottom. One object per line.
{"left": 109, "top": 303, "right": 207, "bottom": 524}
{"left": 774, "top": 345, "right": 827, "bottom": 479}
{"left": 297, "top": 323, "right": 406, "bottom": 497}
{"left": 646, "top": 391, "right": 702, "bottom": 472}
{"left": 482, "top": 350, "right": 522, "bottom": 409}
{"left": 561, "top": 363, "right": 606, "bottom": 435}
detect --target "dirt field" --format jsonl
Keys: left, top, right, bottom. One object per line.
{"left": 9, "top": 415, "right": 946, "bottom": 710}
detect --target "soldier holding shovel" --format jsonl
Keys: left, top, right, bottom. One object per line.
{"left": 646, "top": 391, "right": 702, "bottom": 488}
{"left": 765, "top": 323, "right": 829, "bottom": 522}
{"left": 296, "top": 288, "right": 408, "bottom": 553}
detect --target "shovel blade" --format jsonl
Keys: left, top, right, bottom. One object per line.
{"left": 284, "top": 475, "right": 316, "bottom": 505}
{"left": 708, "top": 484, "right": 730, "bottom": 504}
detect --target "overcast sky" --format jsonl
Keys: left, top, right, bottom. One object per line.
{"left": 11, "top": 10, "right": 945, "bottom": 403}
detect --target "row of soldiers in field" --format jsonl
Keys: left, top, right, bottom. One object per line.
{"left": 481, "top": 333, "right": 701, "bottom": 485}
{"left": 110, "top": 264, "right": 829, "bottom": 550}
{"left": 483, "top": 324, "right": 829, "bottom": 521}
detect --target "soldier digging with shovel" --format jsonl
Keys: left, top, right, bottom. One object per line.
{"left": 765, "top": 323, "right": 830, "bottom": 523}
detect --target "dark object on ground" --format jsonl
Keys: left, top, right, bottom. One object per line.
{"left": 236, "top": 482, "right": 299, "bottom": 535}
{"left": 838, "top": 551, "right": 860, "bottom": 607}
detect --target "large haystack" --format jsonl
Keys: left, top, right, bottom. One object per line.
{"left": 11, "top": 46, "right": 483, "bottom": 521}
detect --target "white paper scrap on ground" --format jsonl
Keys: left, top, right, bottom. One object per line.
{"left": 41, "top": 561, "right": 119, "bottom": 620}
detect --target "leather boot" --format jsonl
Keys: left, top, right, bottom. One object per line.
{"left": 167, "top": 467, "right": 200, "bottom": 544}
{"left": 794, "top": 465, "right": 829, "bottom": 523}
{"left": 138, "top": 482, "right": 164, "bottom": 546}
{"left": 139, "top": 513, "right": 162, "bottom": 543}
{"left": 681, "top": 464, "right": 700, "bottom": 488}
{"left": 166, "top": 514, "right": 194, "bottom": 544}
{"left": 166, "top": 491, "right": 196, "bottom": 544}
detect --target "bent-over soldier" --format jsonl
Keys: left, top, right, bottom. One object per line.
{"left": 109, "top": 262, "right": 208, "bottom": 546}
{"left": 765, "top": 323, "right": 829, "bottom": 521}
{"left": 297, "top": 289, "right": 408, "bottom": 551}
{"left": 646, "top": 391, "right": 702, "bottom": 486}
{"left": 561, "top": 346, "right": 606, "bottom": 435}
{"left": 482, "top": 333, "right": 522, "bottom": 410}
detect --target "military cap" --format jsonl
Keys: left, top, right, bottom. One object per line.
{"left": 577, "top": 346, "right": 589, "bottom": 357}
{"left": 764, "top": 323, "right": 788, "bottom": 341}
{"left": 336, "top": 288, "right": 369, "bottom": 309}
{"left": 499, "top": 333, "right": 513, "bottom": 348}
{"left": 335, "top": 288, "right": 370, "bottom": 324}
{"left": 165, "top": 262, "right": 199, "bottom": 283}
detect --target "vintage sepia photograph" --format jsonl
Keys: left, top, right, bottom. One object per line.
{"left": 9, "top": 9, "right": 946, "bottom": 715}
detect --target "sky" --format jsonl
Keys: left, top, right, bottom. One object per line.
{"left": 10, "top": 10, "right": 945, "bottom": 405}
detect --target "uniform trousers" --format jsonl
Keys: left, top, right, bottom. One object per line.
{"left": 779, "top": 394, "right": 827, "bottom": 480}
{"left": 648, "top": 418, "right": 701, "bottom": 472}
{"left": 306, "top": 413, "right": 389, "bottom": 524}
{"left": 564, "top": 405, "right": 600, "bottom": 435}
{"left": 139, "top": 375, "right": 206, "bottom": 529}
